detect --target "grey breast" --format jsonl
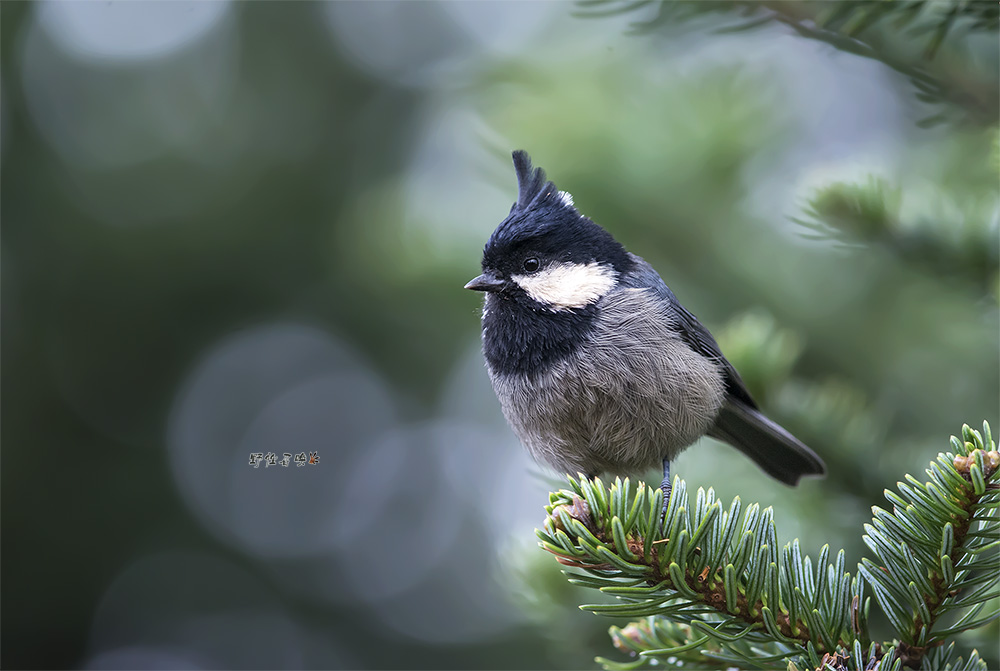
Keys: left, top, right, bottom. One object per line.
{"left": 491, "top": 287, "right": 726, "bottom": 477}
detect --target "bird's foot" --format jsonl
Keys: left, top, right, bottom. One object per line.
{"left": 659, "top": 459, "right": 672, "bottom": 522}
{"left": 659, "top": 482, "right": 671, "bottom": 525}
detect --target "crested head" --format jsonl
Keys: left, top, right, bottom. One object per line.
{"left": 474, "top": 150, "right": 633, "bottom": 312}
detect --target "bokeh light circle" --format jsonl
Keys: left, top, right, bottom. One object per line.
{"left": 36, "top": 0, "right": 231, "bottom": 63}
{"left": 168, "top": 322, "right": 397, "bottom": 559}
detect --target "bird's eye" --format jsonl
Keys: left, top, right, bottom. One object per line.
{"left": 523, "top": 257, "right": 540, "bottom": 272}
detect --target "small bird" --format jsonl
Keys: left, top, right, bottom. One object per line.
{"left": 465, "top": 150, "right": 825, "bottom": 502}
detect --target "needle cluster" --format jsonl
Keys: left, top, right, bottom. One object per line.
{"left": 536, "top": 422, "right": 999, "bottom": 670}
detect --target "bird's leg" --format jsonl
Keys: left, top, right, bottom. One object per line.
{"left": 660, "top": 458, "right": 672, "bottom": 514}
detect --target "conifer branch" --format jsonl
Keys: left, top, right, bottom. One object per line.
{"left": 575, "top": 0, "right": 999, "bottom": 124}
{"left": 792, "top": 177, "right": 999, "bottom": 295}
{"left": 536, "top": 422, "right": 999, "bottom": 670}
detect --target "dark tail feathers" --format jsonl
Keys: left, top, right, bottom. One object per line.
{"left": 708, "top": 400, "right": 825, "bottom": 486}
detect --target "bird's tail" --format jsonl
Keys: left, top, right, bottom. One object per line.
{"left": 708, "top": 400, "right": 825, "bottom": 485}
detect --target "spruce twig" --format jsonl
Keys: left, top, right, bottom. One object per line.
{"left": 536, "top": 422, "right": 999, "bottom": 670}
{"left": 575, "top": 0, "right": 999, "bottom": 124}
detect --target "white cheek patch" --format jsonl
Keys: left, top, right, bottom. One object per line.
{"left": 557, "top": 190, "right": 574, "bottom": 207}
{"left": 512, "top": 262, "right": 617, "bottom": 311}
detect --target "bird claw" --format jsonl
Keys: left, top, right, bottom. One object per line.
{"left": 659, "top": 482, "right": 671, "bottom": 525}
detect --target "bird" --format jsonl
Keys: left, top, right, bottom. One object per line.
{"left": 465, "top": 150, "right": 825, "bottom": 504}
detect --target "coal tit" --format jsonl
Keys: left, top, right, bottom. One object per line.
{"left": 466, "top": 150, "right": 825, "bottom": 499}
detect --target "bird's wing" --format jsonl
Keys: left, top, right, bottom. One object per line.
{"left": 623, "top": 254, "right": 758, "bottom": 409}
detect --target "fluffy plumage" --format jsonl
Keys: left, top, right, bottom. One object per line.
{"left": 467, "top": 150, "right": 826, "bottom": 487}
{"left": 490, "top": 279, "right": 725, "bottom": 476}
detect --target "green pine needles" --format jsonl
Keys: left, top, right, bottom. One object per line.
{"left": 536, "top": 422, "right": 999, "bottom": 670}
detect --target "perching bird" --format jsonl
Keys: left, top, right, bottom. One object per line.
{"left": 465, "top": 150, "right": 825, "bottom": 502}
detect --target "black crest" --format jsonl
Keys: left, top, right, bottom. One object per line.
{"left": 484, "top": 151, "right": 633, "bottom": 276}
{"left": 512, "top": 150, "right": 548, "bottom": 212}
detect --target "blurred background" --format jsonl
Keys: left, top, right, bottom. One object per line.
{"left": 1, "top": 1, "right": 997, "bottom": 669}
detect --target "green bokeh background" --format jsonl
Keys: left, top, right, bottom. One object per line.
{"left": 2, "top": 2, "right": 997, "bottom": 669}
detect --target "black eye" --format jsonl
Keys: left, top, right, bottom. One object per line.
{"left": 523, "top": 257, "right": 540, "bottom": 272}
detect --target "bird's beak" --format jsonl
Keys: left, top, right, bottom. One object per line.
{"left": 464, "top": 272, "right": 506, "bottom": 292}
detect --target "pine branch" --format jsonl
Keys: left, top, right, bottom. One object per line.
{"left": 539, "top": 477, "right": 857, "bottom": 667}
{"left": 536, "top": 422, "right": 999, "bottom": 670}
{"left": 860, "top": 424, "right": 1000, "bottom": 669}
{"left": 575, "top": 0, "right": 999, "bottom": 125}
{"left": 792, "top": 177, "right": 999, "bottom": 295}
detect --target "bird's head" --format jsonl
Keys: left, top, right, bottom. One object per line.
{"left": 465, "top": 150, "right": 633, "bottom": 312}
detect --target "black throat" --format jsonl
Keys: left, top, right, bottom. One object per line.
{"left": 482, "top": 294, "right": 597, "bottom": 378}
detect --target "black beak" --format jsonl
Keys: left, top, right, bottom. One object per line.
{"left": 464, "top": 273, "right": 506, "bottom": 292}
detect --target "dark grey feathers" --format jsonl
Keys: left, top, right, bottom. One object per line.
{"left": 708, "top": 400, "right": 825, "bottom": 485}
